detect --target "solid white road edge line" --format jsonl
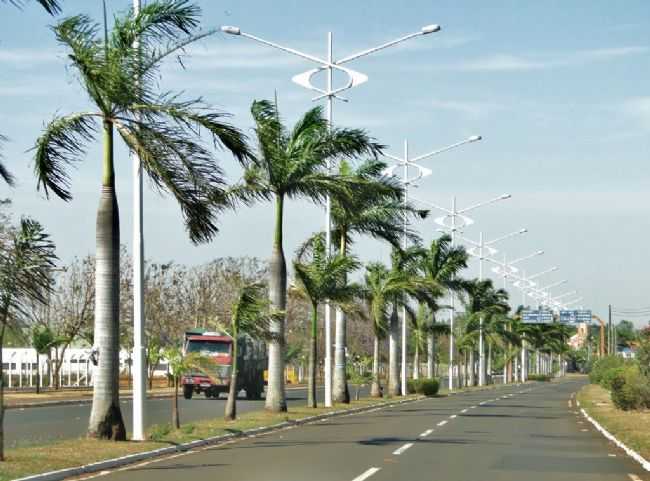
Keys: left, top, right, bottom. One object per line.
{"left": 437, "top": 420, "right": 448, "bottom": 426}
{"left": 392, "top": 443, "right": 414, "bottom": 455}
{"left": 351, "top": 467, "right": 381, "bottom": 481}
{"left": 581, "top": 407, "right": 650, "bottom": 472}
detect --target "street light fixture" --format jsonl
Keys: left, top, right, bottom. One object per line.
{"left": 221, "top": 23, "right": 441, "bottom": 407}
{"left": 381, "top": 135, "right": 482, "bottom": 396}
{"left": 414, "top": 193, "right": 511, "bottom": 390}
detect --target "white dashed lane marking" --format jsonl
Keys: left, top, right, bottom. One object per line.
{"left": 450, "top": 415, "right": 457, "bottom": 419}
{"left": 628, "top": 474, "right": 642, "bottom": 481}
{"left": 461, "top": 409, "right": 468, "bottom": 413}
{"left": 351, "top": 467, "right": 381, "bottom": 481}
{"left": 437, "top": 420, "right": 448, "bottom": 427}
{"left": 392, "top": 443, "right": 414, "bottom": 456}
{"left": 419, "top": 429, "right": 434, "bottom": 437}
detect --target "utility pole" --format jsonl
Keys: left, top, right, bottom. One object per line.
{"left": 608, "top": 304, "right": 612, "bottom": 355}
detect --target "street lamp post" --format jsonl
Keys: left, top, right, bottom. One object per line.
{"left": 132, "top": 0, "right": 146, "bottom": 442}
{"left": 221, "top": 24, "right": 441, "bottom": 407}
{"left": 414, "top": 193, "right": 512, "bottom": 390}
{"left": 461, "top": 228, "right": 527, "bottom": 386}
{"left": 382, "top": 136, "right": 482, "bottom": 396}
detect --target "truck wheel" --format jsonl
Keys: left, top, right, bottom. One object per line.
{"left": 183, "top": 385, "right": 193, "bottom": 400}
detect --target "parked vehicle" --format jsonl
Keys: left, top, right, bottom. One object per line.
{"left": 181, "top": 329, "right": 266, "bottom": 400}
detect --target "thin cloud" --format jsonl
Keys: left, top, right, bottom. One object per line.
{"left": 430, "top": 99, "right": 504, "bottom": 118}
{"left": 439, "top": 45, "right": 649, "bottom": 72}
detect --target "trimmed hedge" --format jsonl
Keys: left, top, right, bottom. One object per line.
{"left": 406, "top": 378, "right": 439, "bottom": 396}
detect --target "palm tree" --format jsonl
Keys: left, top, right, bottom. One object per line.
{"left": 30, "top": 324, "right": 63, "bottom": 394}
{"left": 461, "top": 278, "right": 509, "bottom": 385}
{"left": 410, "top": 304, "right": 450, "bottom": 379}
{"left": 34, "top": 2, "right": 251, "bottom": 439}
{"left": 224, "top": 282, "right": 273, "bottom": 421}
{"left": 163, "top": 347, "right": 208, "bottom": 430}
{"left": 420, "top": 235, "right": 468, "bottom": 379}
{"left": 2, "top": 0, "right": 61, "bottom": 14}
{"left": 243, "top": 100, "right": 382, "bottom": 412}
{"left": 331, "top": 158, "right": 426, "bottom": 403}
{"left": 293, "top": 235, "right": 360, "bottom": 408}
{"left": 0, "top": 218, "right": 57, "bottom": 461}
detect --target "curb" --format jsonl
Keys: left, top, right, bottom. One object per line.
{"left": 14, "top": 396, "right": 425, "bottom": 481}
{"left": 580, "top": 405, "right": 650, "bottom": 472}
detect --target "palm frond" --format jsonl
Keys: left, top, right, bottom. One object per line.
{"left": 33, "top": 113, "right": 97, "bottom": 201}
{"left": 4, "top": 0, "right": 61, "bottom": 15}
{"left": 0, "top": 134, "right": 15, "bottom": 187}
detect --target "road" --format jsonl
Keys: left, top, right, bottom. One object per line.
{"left": 78, "top": 378, "right": 647, "bottom": 481}
{"left": 5, "top": 385, "right": 368, "bottom": 449}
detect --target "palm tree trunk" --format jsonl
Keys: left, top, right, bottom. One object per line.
{"left": 266, "top": 194, "right": 287, "bottom": 413}
{"left": 172, "top": 377, "right": 180, "bottom": 429}
{"left": 308, "top": 302, "right": 318, "bottom": 408}
{"left": 426, "top": 333, "right": 434, "bottom": 379}
{"left": 225, "top": 324, "right": 238, "bottom": 421}
{"left": 35, "top": 352, "right": 40, "bottom": 395}
{"left": 332, "top": 231, "right": 349, "bottom": 404}
{"left": 88, "top": 121, "right": 126, "bottom": 441}
{"left": 413, "top": 344, "right": 420, "bottom": 380}
{"left": 388, "top": 305, "right": 400, "bottom": 397}
{"left": 370, "top": 334, "right": 382, "bottom": 397}
{"left": 469, "top": 349, "right": 475, "bottom": 386}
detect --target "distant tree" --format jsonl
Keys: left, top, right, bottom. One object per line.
{"left": 30, "top": 325, "right": 59, "bottom": 394}
{"left": 616, "top": 320, "right": 637, "bottom": 347}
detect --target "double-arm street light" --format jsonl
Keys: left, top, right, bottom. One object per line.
{"left": 461, "top": 228, "right": 527, "bottom": 386}
{"left": 414, "top": 193, "right": 511, "bottom": 390}
{"left": 221, "top": 23, "right": 441, "bottom": 407}
{"left": 382, "top": 136, "right": 482, "bottom": 396}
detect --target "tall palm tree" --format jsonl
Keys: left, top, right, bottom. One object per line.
{"left": 331, "top": 158, "right": 426, "bottom": 403}
{"left": 34, "top": 2, "right": 251, "bottom": 439}
{"left": 410, "top": 304, "right": 449, "bottom": 379}
{"left": 419, "top": 235, "right": 467, "bottom": 378}
{"left": 224, "top": 282, "right": 273, "bottom": 421}
{"left": 0, "top": 218, "right": 57, "bottom": 460}
{"left": 243, "top": 100, "right": 382, "bottom": 412}
{"left": 293, "top": 235, "right": 360, "bottom": 408}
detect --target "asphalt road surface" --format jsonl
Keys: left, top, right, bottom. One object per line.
{"left": 5, "top": 385, "right": 369, "bottom": 449}
{"left": 75, "top": 378, "right": 647, "bottom": 481}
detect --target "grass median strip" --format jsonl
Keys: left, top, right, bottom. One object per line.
{"left": 577, "top": 383, "right": 650, "bottom": 462}
{"left": 0, "top": 396, "right": 419, "bottom": 481}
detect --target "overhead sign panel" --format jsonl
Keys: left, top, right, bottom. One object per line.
{"left": 559, "top": 310, "right": 592, "bottom": 324}
{"left": 522, "top": 309, "right": 554, "bottom": 324}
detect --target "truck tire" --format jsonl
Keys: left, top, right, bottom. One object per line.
{"left": 183, "top": 385, "right": 193, "bottom": 400}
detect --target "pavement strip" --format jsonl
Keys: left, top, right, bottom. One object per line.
{"left": 351, "top": 467, "right": 381, "bottom": 481}
{"left": 392, "top": 443, "right": 414, "bottom": 456}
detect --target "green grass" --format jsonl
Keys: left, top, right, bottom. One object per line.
{"left": 577, "top": 383, "right": 650, "bottom": 460}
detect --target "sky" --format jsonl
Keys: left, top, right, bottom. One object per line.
{"left": 1, "top": 0, "right": 649, "bottom": 326}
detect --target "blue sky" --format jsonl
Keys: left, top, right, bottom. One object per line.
{"left": 1, "top": 0, "right": 649, "bottom": 325}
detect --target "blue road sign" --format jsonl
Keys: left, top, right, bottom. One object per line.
{"left": 560, "top": 309, "right": 592, "bottom": 324}
{"left": 522, "top": 309, "right": 554, "bottom": 324}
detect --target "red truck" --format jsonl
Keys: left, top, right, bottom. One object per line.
{"left": 181, "top": 328, "right": 266, "bottom": 400}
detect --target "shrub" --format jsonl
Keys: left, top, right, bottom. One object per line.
{"left": 528, "top": 374, "right": 552, "bottom": 382}
{"left": 589, "top": 355, "right": 627, "bottom": 386}
{"left": 407, "top": 378, "right": 439, "bottom": 396}
{"left": 600, "top": 366, "right": 629, "bottom": 391}
{"left": 610, "top": 365, "right": 650, "bottom": 411}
